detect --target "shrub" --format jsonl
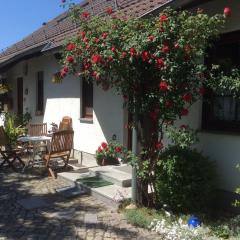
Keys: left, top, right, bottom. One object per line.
{"left": 124, "top": 207, "right": 162, "bottom": 228}
{"left": 4, "top": 112, "right": 26, "bottom": 145}
{"left": 234, "top": 164, "right": 240, "bottom": 207}
{"left": 166, "top": 125, "right": 199, "bottom": 149}
{"left": 155, "top": 146, "right": 216, "bottom": 212}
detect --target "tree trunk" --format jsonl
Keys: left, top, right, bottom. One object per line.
{"left": 135, "top": 114, "right": 158, "bottom": 206}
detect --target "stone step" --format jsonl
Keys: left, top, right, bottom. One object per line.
{"left": 57, "top": 171, "right": 131, "bottom": 208}
{"left": 89, "top": 165, "right": 132, "bottom": 187}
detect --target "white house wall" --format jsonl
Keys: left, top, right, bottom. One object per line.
{"left": 5, "top": 53, "right": 125, "bottom": 154}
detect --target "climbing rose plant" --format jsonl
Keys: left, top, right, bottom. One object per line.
{"left": 61, "top": 2, "right": 237, "bottom": 204}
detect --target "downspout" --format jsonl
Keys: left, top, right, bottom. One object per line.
{"left": 131, "top": 121, "right": 137, "bottom": 203}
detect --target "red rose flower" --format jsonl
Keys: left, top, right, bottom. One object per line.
{"left": 160, "top": 27, "right": 165, "bottom": 32}
{"left": 148, "top": 35, "right": 155, "bottom": 41}
{"left": 80, "top": 31, "right": 85, "bottom": 38}
{"left": 224, "top": 7, "right": 232, "bottom": 17}
{"left": 115, "top": 147, "right": 122, "bottom": 153}
{"left": 199, "top": 87, "right": 206, "bottom": 96}
{"left": 96, "top": 74, "right": 101, "bottom": 81}
{"left": 159, "top": 81, "right": 169, "bottom": 90}
{"left": 182, "top": 93, "right": 192, "bottom": 102}
{"left": 92, "top": 71, "right": 100, "bottom": 80}
{"left": 181, "top": 108, "right": 189, "bottom": 116}
{"left": 63, "top": 66, "right": 69, "bottom": 73}
{"left": 156, "top": 58, "right": 164, "bottom": 68}
{"left": 106, "top": 6, "right": 113, "bottom": 15}
{"left": 184, "top": 44, "right": 192, "bottom": 53}
{"left": 155, "top": 141, "right": 163, "bottom": 150}
{"left": 111, "top": 47, "right": 116, "bottom": 53}
{"left": 102, "top": 32, "right": 108, "bottom": 39}
{"left": 150, "top": 111, "right": 158, "bottom": 122}
{"left": 174, "top": 43, "right": 180, "bottom": 49}
{"left": 159, "top": 14, "right": 168, "bottom": 23}
{"left": 180, "top": 124, "right": 188, "bottom": 129}
{"left": 60, "top": 70, "right": 67, "bottom": 78}
{"left": 84, "top": 62, "right": 91, "bottom": 70}
{"left": 162, "top": 45, "right": 169, "bottom": 54}
{"left": 129, "top": 47, "right": 136, "bottom": 56}
{"left": 81, "top": 11, "right": 90, "bottom": 18}
{"left": 142, "top": 51, "right": 150, "bottom": 62}
{"left": 121, "top": 52, "right": 127, "bottom": 59}
{"left": 91, "top": 54, "right": 102, "bottom": 64}
{"left": 77, "top": 49, "right": 82, "bottom": 55}
{"left": 95, "top": 37, "right": 100, "bottom": 43}
{"left": 98, "top": 146, "right": 102, "bottom": 153}
{"left": 101, "top": 142, "right": 108, "bottom": 149}
{"left": 66, "top": 43, "right": 76, "bottom": 51}
{"left": 83, "top": 37, "right": 88, "bottom": 43}
{"left": 67, "top": 56, "right": 74, "bottom": 63}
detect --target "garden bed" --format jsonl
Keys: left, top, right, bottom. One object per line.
{"left": 122, "top": 207, "right": 240, "bottom": 239}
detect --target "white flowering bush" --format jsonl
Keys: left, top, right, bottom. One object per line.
{"left": 150, "top": 212, "right": 211, "bottom": 240}
{"left": 150, "top": 212, "right": 240, "bottom": 240}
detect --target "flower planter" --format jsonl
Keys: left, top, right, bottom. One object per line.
{"left": 97, "top": 156, "right": 119, "bottom": 166}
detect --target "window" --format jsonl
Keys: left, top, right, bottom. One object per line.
{"left": 202, "top": 30, "right": 240, "bottom": 132}
{"left": 36, "top": 71, "right": 44, "bottom": 115}
{"left": 81, "top": 79, "right": 93, "bottom": 119}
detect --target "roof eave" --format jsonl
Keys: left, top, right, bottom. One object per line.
{"left": 0, "top": 44, "right": 46, "bottom": 72}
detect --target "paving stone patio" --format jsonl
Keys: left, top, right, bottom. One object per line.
{"left": 0, "top": 167, "right": 159, "bottom": 240}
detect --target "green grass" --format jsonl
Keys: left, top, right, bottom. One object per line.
{"left": 77, "top": 176, "right": 113, "bottom": 188}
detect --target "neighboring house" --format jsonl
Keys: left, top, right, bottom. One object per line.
{"left": 0, "top": 0, "right": 239, "bottom": 197}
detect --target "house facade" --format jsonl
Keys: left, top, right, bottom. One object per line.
{"left": 0, "top": 0, "right": 239, "bottom": 195}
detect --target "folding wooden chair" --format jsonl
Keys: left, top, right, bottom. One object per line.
{"left": 27, "top": 123, "right": 48, "bottom": 153}
{"left": 28, "top": 123, "right": 48, "bottom": 136}
{"left": 42, "top": 130, "right": 74, "bottom": 178}
{"left": 0, "top": 126, "right": 25, "bottom": 170}
{"left": 59, "top": 116, "right": 73, "bottom": 131}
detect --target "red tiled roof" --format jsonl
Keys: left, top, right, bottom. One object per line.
{"left": 0, "top": 0, "right": 173, "bottom": 65}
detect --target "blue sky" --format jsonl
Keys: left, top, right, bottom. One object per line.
{"left": 0, "top": 0, "right": 81, "bottom": 50}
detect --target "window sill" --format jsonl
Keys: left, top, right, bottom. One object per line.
{"left": 79, "top": 118, "right": 93, "bottom": 124}
{"left": 200, "top": 129, "right": 240, "bottom": 137}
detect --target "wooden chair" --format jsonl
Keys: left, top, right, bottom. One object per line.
{"left": 28, "top": 123, "right": 48, "bottom": 136}
{"left": 59, "top": 116, "right": 72, "bottom": 131}
{"left": 42, "top": 130, "right": 74, "bottom": 178}
{"left": 0, "top": 126, "right": 25, "bottom": 169}
{"left": 27, "top": 123, "right": 48, "bottom": 154}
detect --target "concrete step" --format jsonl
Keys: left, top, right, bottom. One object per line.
{"left": 89, "top": 165, "right": 132, "bottom": 187}
{"left": 58, "top": 171, "right": 90, "bottom": 182}
{"left": 91, "top": 185, "right": 131, "bottom": 208}
{"left": 57, "top": 171, "right": 131, "bottom": 208}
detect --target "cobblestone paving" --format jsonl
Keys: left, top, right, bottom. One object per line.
{"left": 0, "top": 168, "right": 159, "bottom": 240}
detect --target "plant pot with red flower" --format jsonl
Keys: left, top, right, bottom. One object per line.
{"left": 95, "top": 142, "right": 127, "bottom": 166}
